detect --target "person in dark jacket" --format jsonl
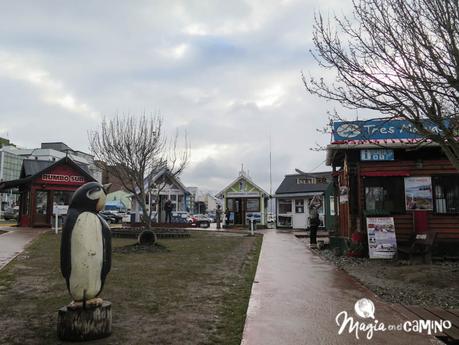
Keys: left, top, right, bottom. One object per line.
{"left": 216, "top": 205, "right": 222, "bottom": 229}
{"left": 308, "top": 195, "right": 322, "bottom": 249}
{"left": 164, "top": 199, "right": 173, "bottom": 223}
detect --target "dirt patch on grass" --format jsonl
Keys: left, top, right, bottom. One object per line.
{"left": 113, "top": 242, "right": 170, "bottom": 254}
{"left": 320, "top": 249, "right": 459, "bottom": 308}
{"left": 0, "top": 232, "right": 262, "bottom": 345}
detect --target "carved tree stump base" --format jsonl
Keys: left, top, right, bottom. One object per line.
{"left": 57, "top": 301, "right": 112, "bottom": 341}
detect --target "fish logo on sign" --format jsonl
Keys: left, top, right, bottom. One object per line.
{"left": 335, "top": 123, "right": 361, "bottom": 139}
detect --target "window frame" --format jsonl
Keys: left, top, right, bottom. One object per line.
{"left": 246, "top": 198, "right": 260, "bottom": 212}
{"left": 363, "top": 176, "right": 406, "bottom": 215}
{"left": 295, "top": 199, "right": 304, "bottom": 213}
{"left": 432, "top": 174, "right": 459, "bottom": 215}
{"left": 278, "top": 198, "right": 292, "bottom": 214}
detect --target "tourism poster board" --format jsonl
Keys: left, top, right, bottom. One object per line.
{"left": 366, "top": 217, "right": 397, "bottom": 259}
{"left": 404, "top": 177, "right": 433, "bottom": 211}
{"left": 339, "top": 186, "right": 349, "bottom": 204}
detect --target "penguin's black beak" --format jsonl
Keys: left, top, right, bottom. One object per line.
{"left": 103, "top": 183, "right": 112, "bottom": 194}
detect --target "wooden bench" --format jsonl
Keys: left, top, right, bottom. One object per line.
{"left": 397, "top": 231, "right": 438, "bottom": 264}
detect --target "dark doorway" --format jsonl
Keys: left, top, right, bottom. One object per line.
{"left": 227, "top": 198, "right": 247, "bottom": 225}
{"left": 33, "top": 190, "right": 51, "bottom": 226}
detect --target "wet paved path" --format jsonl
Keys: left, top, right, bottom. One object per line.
{"left": 0, "top": 228, "right": 46, "bottom": 270}
{"left": 241, "top": 230, "right": 442, "bottom": 345}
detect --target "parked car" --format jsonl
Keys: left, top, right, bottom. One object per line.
{"left": 99, "top": 211, "right": 123, "bottom": 224}
{"left": 122, "top": 212, "right": 131, "bottom": 223}
{"left": 3, "top": 206, "right": 19, "bottom": 221}
{"left": 191, "top": 214, "right": 211, "bottom": 228}
{"left": 104, "top": 201, "right": 128, "bottom": 214}
{"left": 206, "top": 212, "right": 217, "bottom": 223}
{"left": 171, "top": 211, "right": 193, "bottom": 224}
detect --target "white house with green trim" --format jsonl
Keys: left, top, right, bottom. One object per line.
{"left": 216, "top": 170, "right": 270, "bottom": 227}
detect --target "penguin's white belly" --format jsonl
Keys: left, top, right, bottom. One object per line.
{"left": 69, "top": 212, "right": 103, "bottom": 301}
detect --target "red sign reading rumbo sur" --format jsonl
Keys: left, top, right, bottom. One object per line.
{"left": 42, "top": 174, "right": 85, "bottom": 183}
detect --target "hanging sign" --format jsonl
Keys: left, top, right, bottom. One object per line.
{"left": 360, "top": 149, "right": 394, "bottom": 161}
{"left": 339, "top": 186, "right": 349, "bottom": 204}
{"left": 42, "top": 174, "right": 85, "bottom": 183}
{"left": 333, "top": 119, "right": 444, "bottom": 141}
{"left": 366, "top": 217, "right": 397, "bottom": 259}
{"left": 227, "top": 192, "right": 260, "bottom": 197}
{"left": 404, "top": 177, "right": 433, "bottom": 211}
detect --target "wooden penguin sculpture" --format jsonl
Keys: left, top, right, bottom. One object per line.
{"left": 60, "top": 182, "right": 111, "bottom": 307}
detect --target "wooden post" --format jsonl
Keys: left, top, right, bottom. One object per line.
{"left": 57, "top": 301, "right": 112, "bottom": 341}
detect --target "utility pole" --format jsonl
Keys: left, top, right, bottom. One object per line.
{"left": 269, "top": 134, "right": 273, "bottom": 213}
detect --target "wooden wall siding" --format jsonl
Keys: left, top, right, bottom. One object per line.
{"left": 393, "top": 214, "right": 414, "bottom": 241}
{"left": 359, "top": 160, "right": 458, "bottom": 176}
{"left": 338, "top": 203, "right": 349, "bottom": 238}
{"left": 429, "top": 216, "right": 459, "bottom": 241}
{"left": 392, "top": 214, "right": 459, "bottom": 242}
{"left": 356, "top": 160, "right": 459, "bottom": 241}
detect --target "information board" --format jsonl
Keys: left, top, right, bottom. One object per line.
{"left": 366, "top": 217, "right": 397, "bottom": 259}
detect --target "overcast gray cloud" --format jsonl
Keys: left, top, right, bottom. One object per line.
{"left": 0, "top": 0, "right": 353, "bottom": 193}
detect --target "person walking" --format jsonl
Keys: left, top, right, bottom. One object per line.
{"left": 308, "top": 195, "right": 322, "bottom": 249}
{"left": 164, "top": 199, "right": 173, "bottom": 223}
{"left": 216, "top": 205, "right": 222, "bottom": 230}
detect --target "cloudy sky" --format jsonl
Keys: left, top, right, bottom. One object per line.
{"left": 0, "top": 0, "right": 353, "bottom": 193}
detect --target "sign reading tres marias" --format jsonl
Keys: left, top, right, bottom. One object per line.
{"left": 332, "top": 119, "right": 446, "bottom": 142}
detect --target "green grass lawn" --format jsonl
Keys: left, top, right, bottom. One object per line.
{"left": 0, "top": 231, "right": 262, "bottom": 345}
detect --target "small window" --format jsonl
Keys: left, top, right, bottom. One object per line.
{"left": 433, "top": 175, "right": 459, "bottom": 214}
{"left": 227, "top": 199, "right": 234, "bottom": 211}
{"left": 329, "top": 196, "right": 335, "bottom": 216}
{"left": 364, "top": 177, "right": 405, "bottom": 215}
{"left": 247, "top": 198, "right": 260, "bottom": 212}
{"left": 295, "top": 199, "right": 304, "bottom": 213}
{"left": 278, "top": 199, "right": 292, "bottom": 214}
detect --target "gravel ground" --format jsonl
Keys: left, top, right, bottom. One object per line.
{"left": 318, "top": 248, "right": 459, "bottom": 309}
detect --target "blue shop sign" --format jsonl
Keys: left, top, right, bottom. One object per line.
{"left": 361, "top": 149, "right": 394, "bottom": 161}
{"left": 333, "top": 119, "right": 444, "bottom": 141}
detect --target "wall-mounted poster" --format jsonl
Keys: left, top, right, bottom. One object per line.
{"left": 339, "top": 186, "right": 349, "bottom": 204}
{"left": 366, "top": 217, "right": 397, "bottom": 259}
{"left": 404, "top": 177, "right": 433, "bottom": 211}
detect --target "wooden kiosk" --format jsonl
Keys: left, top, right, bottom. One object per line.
{"left": 0, "top": 157, "right": 95, "bottom": 227}
{"left": 217, "top": 170, "right": 270, "bottom": 228}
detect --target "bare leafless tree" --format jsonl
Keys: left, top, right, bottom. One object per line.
{"left": 305, "top": 0, "right": 459, "bottom": 169}
{"left": 89, "top": 114, "right": 190, "bottom": 230}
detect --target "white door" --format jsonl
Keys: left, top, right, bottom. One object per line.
{"left": 292, "top": 199, "right": 307, "bottom": 229}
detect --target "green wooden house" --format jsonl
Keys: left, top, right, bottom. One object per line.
{"left": 217, "top": 171, "right": 270, "bottom": 227}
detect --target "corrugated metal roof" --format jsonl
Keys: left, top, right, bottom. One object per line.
{"left": 21, "top": 159, "right": 90, "bottom": 178}
{"left": 22, "top": 160, "right": 54, "bottom": 177}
